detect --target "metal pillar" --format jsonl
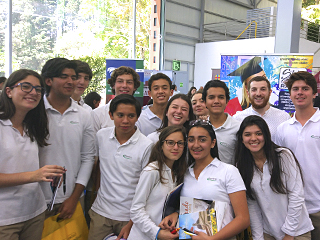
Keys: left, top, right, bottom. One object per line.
{"left": 5, "top": 0, "right": 12, "bottom": 76}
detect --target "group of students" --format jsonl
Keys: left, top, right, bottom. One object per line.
{"left": 0, "top": 57, "right": 319, "bottom": 240}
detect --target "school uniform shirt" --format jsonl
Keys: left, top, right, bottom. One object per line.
{"left": 72, "top": 96, "right": 92, "bottom": 111}
{"left": 147, "top": 131, "right": 160, "bottom": 144}
{"left": 136, "top": 105, "right": 162, "bottom": 136}
{"left": 39, "top": 96, "right": 95, "bottom": 204}
{"left": 210, "top": 114, "right": 240, "bottom": 165}
{"left": 233, "top": 106, "right": 290, "bottom": 142}
{"left": 248, "top": 148, "right": 313, "bottom": 240}
{"left": 128, "top": 162, "right": 176, "bottom": 240}
{"left": 91, "top": 127, "right": 153, "bottom": 221}
{"left": 0, "top": 119, "right": 47, "bottom": 226}
{"left": 91, "top": 101, "right": 114, "bottom": 133}
{"left": 275, "top": 108, "right": 320, "bottom": 215}
{"left": 181, "top": 158, "right": 246, "bottom": 229}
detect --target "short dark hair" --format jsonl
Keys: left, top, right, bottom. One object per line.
{"left": 202, "top": 80, "right": 230, "bottom": 102}
{"left": 109, "top": 94, "right": 142, "bottom": 118}
{"left": 187, "top": 121, "right": 219, "bottom": 166}
{"left": 171, "top": 84, "right": 177, "bottom": 90}
{"left": 107, "top": 66, "right": 141, "bottom": 95}
{"left": 0, "top": 69, "right": 49, "bottom": 147}
{"left": 71, "top": 60, "right": 92, "bottom": 80}
{"left": 41, "top": 58, "right": 77, "bottom": 95}
{"left": 148, "top": 73, "right": 172, "bottom": 90}
{"left": 84, "top": 92, "right": 101, "bottom": 109}
{"left": 0, "top": 76, "right": 6, "bottom": 84}
{"left": 248, "top": 76, "right": 271, "bottom": 91}
{"left": 286, "top": 71, "right": 317, "bottom": 94}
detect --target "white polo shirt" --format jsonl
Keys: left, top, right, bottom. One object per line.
{"left": 181, "top": 158, "right": 246, "bottom": 230}
{"left": 136, "top": 105, "right": 162, "bottom": 136}
{"left": 211, "top": 114, "right": 240, "bottom": 165}
{"left": 147, "top": 131, "right": 160, "bottom": 144}
{"left": 248, "top": 148, "right": 313, "bottom": 240}
{"left": 233, "top": 106, "right": 290, "bottom": 142}
{"left": 92, "top": 127, "right": 153, "bottom": 221}
{"left": 0, "top": 119, "right": 47, "bottom": 226}
{"left": 91, "top": 101, "right": 114, "bottom": 133}
{"left": 129, "top": 162, "right": 176, "bottom": 240}
{"left": 72, "top": 96, "right": 92, "bottom": 111}
{"left": 39, "top": 96, "right": 95, "bottom": 204}
{"left": 276, "top": 108, "right": 320, "bottom": 214}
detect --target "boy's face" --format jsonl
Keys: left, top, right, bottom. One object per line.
{"left": 109, "top": 103, "right": 138, "bottom": 137}
{"left": 248, "top": 80, "right": 271, "bottom": 109}
{"left": 148, "top": 79, "right": 172, "bottom": 105}
{"left": 74, "top": 73, "right": 90, "bottom": 96}
{"left": 46, "top": 68, "right": 77, "bottom": 98}
{"left": 290, "top": 80, "right": 316, "bottom": 110}
{"left": 113, "top": 74, "right": 136, "bottom": 96}
{"left": 205, "top": 87, "right": 227, "bottom": 115}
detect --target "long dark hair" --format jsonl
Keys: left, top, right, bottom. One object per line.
{"left": 157, "top": 94, "right": 194, "bottom": 132}
{"left": 235, "top": 115, "right": 302, "bottom": 200}
{"left": 187, "top": 120, "right": 219, "bottom": 166}
{"left": 148, "top": 126, "right": 187, "bottom": 185}
{"left": 0, "top": 69, "right": 49, "bottom": 147}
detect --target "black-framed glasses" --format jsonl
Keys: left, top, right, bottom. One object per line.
{"left": 163, "top": 140, "right": 186, "bottom": 148}
{"left": 189, "top": 119, "right": 211, "bottom": 126}
{"left": 11, "top": 82, "right": 44, "bottom": 94}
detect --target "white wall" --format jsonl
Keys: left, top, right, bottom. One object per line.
{"left": 193, "top": 37, "right": 275, "bottom": 88}
{"left": 299, "top": 38, "right": 320, "bottom": 70}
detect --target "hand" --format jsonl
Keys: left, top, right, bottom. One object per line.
{"left": 282, "top": 234, "right": 294, "bottom": 240}
{"left": 159, "top": 212, "right": 179, "bottom": 231}
{"left": 157, "top": 229, "right": 179, "bottom": 240}
{"left": 57, "top": 196, "right": 78, "bottom": 219}
{"left": 32, "top": 165, "right": 66, "bottom": 183}
{"left": 116, "top": 220, "right": 133, "bottom": 240}
{"left": 191, "top": 229, "right": 209, "bottom": 240}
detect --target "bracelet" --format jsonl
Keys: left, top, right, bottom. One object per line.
{"left": 155, "top": 228, "right": 161, "bottom": 240}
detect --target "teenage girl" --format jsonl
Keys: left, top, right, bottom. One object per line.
{"left": 129, "top": 126, "right": 187, "bottom": 240}
{"left": 147, "top": 93, "right": 194, "bottom": 143}
{"left": 160, "top": 119, "right": 250, "bottom": 240}
{"left": 0, "top": 69, "right": 65, "bottom": 239}
{"left": 191, "top": 89, "right": 209, "bottom": 120}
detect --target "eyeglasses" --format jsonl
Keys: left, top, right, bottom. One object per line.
{"left": 189, "top": 119, "right": 211, "bottom": 126}
{"left": 11, "top": 82, "right": 44, "bottom": 94}
{"left": 163, "top": 140, "right": 185, "bottom": 148}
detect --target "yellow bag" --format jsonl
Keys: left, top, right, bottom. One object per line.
{"left": 42, "top": 202, "right": 88, "bottom": 240}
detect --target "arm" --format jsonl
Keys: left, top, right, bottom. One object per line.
{"left": 116, "top": 220, "right": 133, "bottom": 240}
{"left": 247, "top": 198, "right": 264, "bottom": 240}
{"left": 0, "top": 165, "right": 65, "bottom": 188}
{"left": 192, "top": 191, "right": 250, "bottom": 240}
{"left": 58, "top": 183, "right": 85, "bottom": 219}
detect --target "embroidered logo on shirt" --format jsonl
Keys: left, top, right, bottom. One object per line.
{"left": 123, "top": 155, "right": 132, "bottom": 159}
{"left": 220, "top": 142, "right": 228, "bottom": 147}
{"left": 207, "top": 178, "right": 217, "bottom": 181}
{"left": 69, "top": 121, "right": 79, "bottom": 124}
{"left": 311, "top": 135, "right": 320, "bottom": 139}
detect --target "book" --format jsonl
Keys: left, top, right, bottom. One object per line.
{"left": 162, "top": 183, "right": 184, "bottom": 219}
{"left": 47, "top": 176, "right": 62, "bottom": 211}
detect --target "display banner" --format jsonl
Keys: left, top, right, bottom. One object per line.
{"left": 220, "top": 54, "right": 313, "bottom": 115}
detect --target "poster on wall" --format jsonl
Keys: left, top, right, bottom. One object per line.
{"left": 106, "top": 59, "right": 144, "bottom": 104}
{"left": 220, "top": 54, "right": 313, "bottom": 115}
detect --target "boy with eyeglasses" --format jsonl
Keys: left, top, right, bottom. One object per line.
{"left": 39, "top": 58, "right": 95, "bottom": 220}
{"left": 88, "top": 94, "right": 153, "bottom": 240}
{"left": 92, "top": 66, "right": 141, "bottom": 133}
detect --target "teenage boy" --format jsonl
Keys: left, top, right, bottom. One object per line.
{"left": 233, "top": 76, "right": 290, "bottom": 141}
{"left": 276, "top": 71, "right": 320, "bottom": 240}
{"left": 71, "top": 60, "right": 93, "bottom": 111}
{"left": 136, "top": 73, "right": 173, "bottom": 136}
{"left": 203, "top": 80, "right": 240, "bottom": 165}
{"left": 40, "top": 58, "right": 95, "bottom": 219}
{"left": 88, "top": 94, "right": 153, "bottom": 240}
{"left": 92, "top": 66, "right": 141, "bottom": 133}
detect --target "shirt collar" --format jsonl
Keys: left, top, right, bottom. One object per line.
{"left": 212, "top": 113, "right": 232, "bottom": 130}
{"left": 250, "top": 106, "right": 271, "bottom": 116}
{"left": 0, "top": 119, "right": 12, "bottom": 126}
{"left": 189, "top": 157, "right": 220, "bottom": 170}
{"left": 290, "top": 108, "right": 320, "bottom": 124}
{"left": 145, "top": 105, "right": 160, "bottom": 120}
{"left": 44, "top": 95, "right": 78, "bottom": 113}
{"left": 109, "top": 126, "right": 141, "bottom": 145}
{"left": 71, "top": 96, "right": 85, "bottom": 106}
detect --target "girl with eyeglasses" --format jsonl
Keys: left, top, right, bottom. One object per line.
{"left": 128, "top": 126, "right": 187, "bottom": 240}
{"left": 235, "top": 115, "right": 313, "bottom": 240}
{"left": 160, "top": 120, "right": 250, "bottom": 240}
{"left": 147, "top": 94, "right": 195, "bottom": 143}
{"left": 0, "top": 69, "right": 65, "bottom": 239}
